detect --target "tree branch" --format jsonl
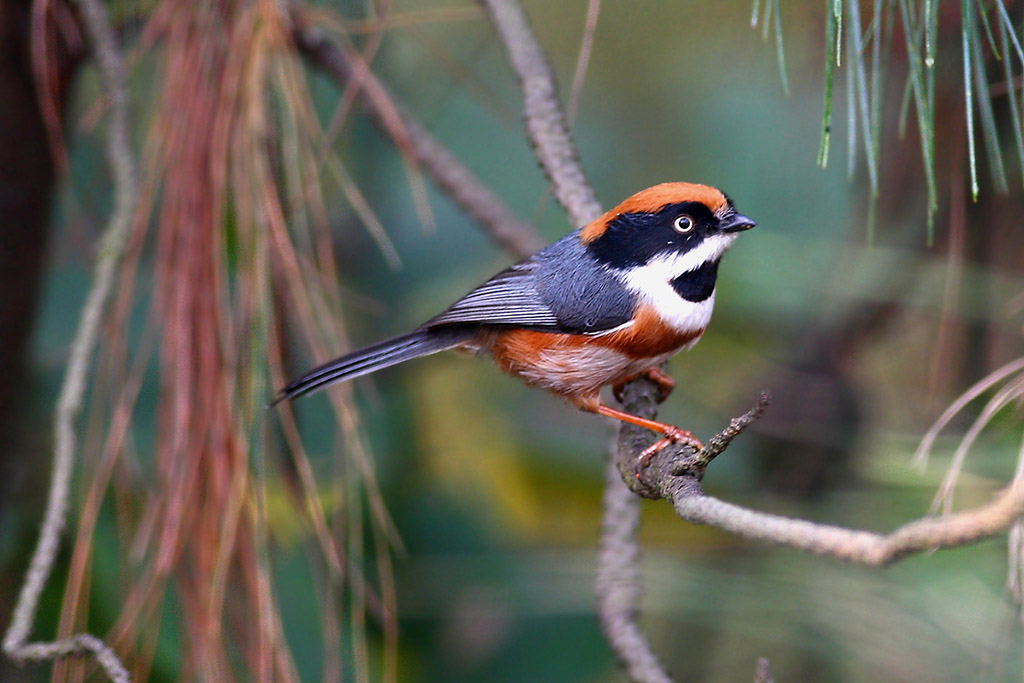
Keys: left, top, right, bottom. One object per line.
{"left": 615, "top": 376, "right": 1024, "bottom": 567}
{"left": 478, "top": 1, "right": 672, "bottom": 680}
{"left": 596, "top": 460, "right": 672, "bottom": 683}
{"left": 289, "top": 8, "right": 546, "bottom": 259}
{"left": 2, "top": 0, "right": 136, "bottom": 680}
{"left": 479, "top": 0, "right": 601, "bottom": 227}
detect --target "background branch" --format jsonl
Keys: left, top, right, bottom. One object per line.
{"left": 291, "top": 7, "right": 546, "bottom": 259}
{"left": 2, "top": 0, "right": 136, "bottom": 679}
{"left": 479, "top": 0, "right": 601, "bottom": 227}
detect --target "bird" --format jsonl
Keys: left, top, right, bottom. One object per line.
{"left": 275, "top": 182, "right": 754, "bottom": 459}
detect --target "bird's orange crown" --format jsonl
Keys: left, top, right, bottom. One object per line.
{"left": 579, "top": 182, "right": 728, "bottom": 243}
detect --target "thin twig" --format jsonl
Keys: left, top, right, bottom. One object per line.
{"left": 479, "top": 1, "right": 670, "bottom": 680}
{"left": 2, "top": 0, "right": 137, "bottom": 680}
{"left": 290, "top": 9, "right": 546, "bottom": 259}
{"left": 479, "top": 0, "right": 601, "bottom": 227}
{"left": 615, "top": 376, "right": 1024, "bottom": 568}
{"left": 913, "top": 356, "right": 1024, "bottom": 469}
{"left": 566, "top": 0, "right": 600, "bottom": 125}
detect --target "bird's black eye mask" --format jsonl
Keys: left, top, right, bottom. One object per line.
{"left": 586, "top": 201, "right": 720, "bottom": 269}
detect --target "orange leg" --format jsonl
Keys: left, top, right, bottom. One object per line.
{"left": 593, "top": 403, "right": 703, "bottom": 464}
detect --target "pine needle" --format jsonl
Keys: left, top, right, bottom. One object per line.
{"left": 998, "top": 12, "right": 1024, "bottom": 186}
{"left": 975, "top": 0, "right": 1002, "bottom": 60}
{"left": 818, "top": 1, "right": 839, "bottom": 166}
{"left": 971, "top": 15, "right": 1009, "bottom": 193}
{"left": 995, "top": 0, "right": 1024, "bottom": 61}
{"left": 869, "top": 0, "right": 895, "bottom": 196}
{"left": 963, "top": 0, "right": 981, "bottom": 200}
{"left": 835, "top": 0, "right": 844, "bottom": 66}
{"left": 846, "top": 22, "right": 858, "bottom": 179}
{"left": 898, "top": 0, "right": 939, "bottom": 234}
{"left": 848, "top": 0, "right": 879, "bottom": 192}
{"left": 773, "top": 0, "right": 791, "bottom": 95}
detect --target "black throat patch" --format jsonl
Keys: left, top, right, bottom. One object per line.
{"left": 670, "top": 259, "right": 720, "bottom": 302}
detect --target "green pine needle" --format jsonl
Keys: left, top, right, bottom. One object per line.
{"left": 835, "top": 0, "right": 844, "bottom": 66}
{"left": 995, "top": 0, "right": 1024, "bottom": 60}
{"left": 849, "top": 0, "right": 880, "bottom": 193}
{"left": 975, "top": 0, "right": 1003, "bottom": 61}
{"left": 819, "top": 1, "right": 839, "bottom": 166}
{"left": 898, "top": 0, "right": 938, "bottom": 230}
{"left": 971, "top": 16, "right": 1009, "bottom": 192}
{"left": 998, "top": 13, "right": 1024, "bottom": 186}
{"left": 963, "top": 0, "right": 980, "bottom": 200}
{"left": 847, "top": 24, "right": 858, "bottom": 179}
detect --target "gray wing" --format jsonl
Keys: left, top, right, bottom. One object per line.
{"left": 425, "top": 233, "right": 636, "bottom": 334}
{"left": 426, "top": 261, "right": 560, "bottom": 329}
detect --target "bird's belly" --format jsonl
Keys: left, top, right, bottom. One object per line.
{"left": 480, "top": 328, "right": 694, "bottom": 398}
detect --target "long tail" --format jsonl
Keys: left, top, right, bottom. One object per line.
{"left": 272, "top": 327, "right": 474, "bottom": 405}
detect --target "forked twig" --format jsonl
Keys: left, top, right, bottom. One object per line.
{"left": 2, "top": 0, "right": 137, "bottom": 680}
{"left": 616, "top": 376, "right": 1024, "bottom": 568}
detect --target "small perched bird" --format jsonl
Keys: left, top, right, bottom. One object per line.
{"left": 276, "top": 182, "right": 754, "bottom": 457}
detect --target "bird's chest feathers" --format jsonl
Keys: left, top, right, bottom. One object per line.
{"left": 618, "top": 251, "right": 720, "bottom": 337}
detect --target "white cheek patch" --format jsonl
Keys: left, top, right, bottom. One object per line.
{"left": 617, "top": 233, "right": 736, "bottom": 333}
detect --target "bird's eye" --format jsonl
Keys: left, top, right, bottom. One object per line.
{"left": 673, "top": 215, "right": 694, "bottom": 233}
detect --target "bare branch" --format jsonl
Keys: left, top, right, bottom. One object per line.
{"left": 615, "top": 376, "right": 1024, "bottom": 568}
{"left": 290, "top": 10, "right": 546, "bottom": 259}
{"left": 478, "top": 1, "right": 672, "bottom": 679}
{"left": 479, "top": 0, "right": 601, "bottom": 227}
{"left": 2, "top": 0, "right": 137, "bottom": 680}
{"left": 566, "top": 0, "right": 601, "bottom": 125}
{"left": 596, "top": 460, "right": 672, "bottom": 683}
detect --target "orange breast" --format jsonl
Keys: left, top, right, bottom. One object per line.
{"left": 484, "top": 329, "right": 594, "bottom": 392}
{"left": 592, "top": 305, "right": 704, "bottom": 358}
{"left": 479, "top": 310, "right": 703, "bottom": 400}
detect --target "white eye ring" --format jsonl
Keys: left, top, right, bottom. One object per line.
{"left": 673, "top": 215, "right": 694, "bottom": 233}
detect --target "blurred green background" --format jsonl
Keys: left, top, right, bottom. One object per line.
{"left": 4, "top": 0, "right": 1024, "bottom": 680}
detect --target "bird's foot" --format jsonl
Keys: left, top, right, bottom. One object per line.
{"left": 613, "top": 367, "right": 676, "bottom": 403}
{"left": 638, "top": 426, "right": 702, "bottom": 468}
{"left": 644, "top": 367, "right": 676, "bottom": 401}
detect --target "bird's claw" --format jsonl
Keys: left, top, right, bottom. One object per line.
{"left": 637, "top": 426, "right": 702, "bottom": 469}
{"left": 644, "top": 367, "right": 676, "bottom": 401}
{"left": 613, "top": 367, "right": 677, "bottom": 403}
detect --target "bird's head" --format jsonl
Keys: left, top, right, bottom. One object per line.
{"left": 580, "top": 182, "right": 754, "bottom": 273}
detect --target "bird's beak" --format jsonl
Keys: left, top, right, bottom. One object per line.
{"left": 719, "top": 213, "right": 756, "bottom": 233}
